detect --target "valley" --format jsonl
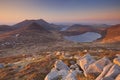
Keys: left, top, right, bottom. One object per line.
{"left": 0, "top": 19, "right": 120, "bottom": 80}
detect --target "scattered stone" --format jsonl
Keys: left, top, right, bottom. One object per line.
{"left": 55, "top": 51, "right": 61, "bottom": 56}
{"left": 98, "top": 49, "right": 104, "bottom": 53}
{"left": 0, "top": 63, "right": 4, "bottom": 68}
{"left": 116, "top": 54, "right": 120, "bottom": 58}
{"left": 70, "top": 64, "right": 79, "bottom": 70}
{"left": 83, "top": 50, "right": 88, "bottom": 53}
{"left": 74, "top": 55, "right": 81, "bottom": 59}
{"left": 70, "top": 61, "right": 76, "bottom": 65}
{"left": 62, "top": 53, "right": 72, "bottom": 59}
{"left": 15, "top": 34, "right": 20, "bottom": 37}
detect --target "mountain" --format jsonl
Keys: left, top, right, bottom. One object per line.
{"left": 13, "top": 19, "right": 55, "bottom": 30}
{"left": 61, "top": 24, "right": 108, "bottom": 36}
{"left": 0, "top": 22, "right": 50, "bottom": 39}
{"left": 0, "top": 25, "right": 15, "bottom": 33}
{"left": 0, "top": 19, "right": 69, "bottom": 57}
{"left": 102, "top": 24, "right": 120, "bottom": 43}
{"left": 49, "top": 24, "right": 67, "bottom": 31}
{"left": 66, "top": 24, "right": 93, "bottom": 32}
{"left": 0, "top": 21, "right": 63, "bottom": 47}
{"left": 20, "top": 22, "right": 50, "bottom": 33}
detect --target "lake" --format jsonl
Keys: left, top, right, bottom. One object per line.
{"left": 64, "top": 32, "right": 101, "bottom": 42}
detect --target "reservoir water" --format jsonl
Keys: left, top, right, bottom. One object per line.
{"left": 64, "top": 32, "right": 101, "bottom": 42}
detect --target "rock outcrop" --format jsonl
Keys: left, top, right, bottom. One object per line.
{"left": 85, "top": 57, "right": 111, "bottom": 76}
{"left": 45, "top": 54, "right": 120, "bottom": 80}
{"left": 45, "top": 68, "right": 59, "bottom": 80}
{"left": 65, "top": 70, "right": 81, "bottom": 80}
{"left": 96, "top": 64, "right": 120, "bottom": 80}
{"left": 77, "top": 54, "right": 95, "bottom": 75}
{"left": 104, "top": 64, "right": 120, "bottom": 79}
{"left": 45, "top": 60, "right": 70, "bottom": 80}
{"left": 54, "top": 60, "right": 70, "bottom": 71}
{"left": 96, "top": 63, "right": 113, "bottom": 80}
{"left": 45, "top": 60, "right": 82, "bottom": 80}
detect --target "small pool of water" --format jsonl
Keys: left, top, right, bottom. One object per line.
{"left": 60, "top": 27, "right": 69, "bottom": 31}
{"left": 64, "top": 32, "right": 101, "bottom": 42}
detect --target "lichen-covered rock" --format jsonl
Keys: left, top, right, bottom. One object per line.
{"left": 77, "top": 54, "right": 95, "bottom": 77}
{"left": 65, "top": 70, "right": 82, "bottom": 80}
{"left": 44, "top": 68, "right": 59, "bottom": 80}
{"left": 45, "top": 68, "right": 69, "bottom": 80}
{"left": 58, "top": 70, "right": 69, "bottom": 80}
{"left": 77, "top": 54, "right": 95, "bottom": 72}
{"left": 85, "top": 57, "right": 111, "bottom": 76}
{"left": 105, "top": 64, "right": 120, "bottom": 79}
{"left": 54, "top": 60, "right": 70, "bottom": 70}
{"left": 96, "top": 63, "right": 113, "bottom": 80}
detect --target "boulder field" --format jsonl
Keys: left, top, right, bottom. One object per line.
{"left": 45, "top": 53, "right": 120, "bottom": 80}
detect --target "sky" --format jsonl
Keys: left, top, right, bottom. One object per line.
{"left": 0, "top": 0, "right": 120, "bottom": 25}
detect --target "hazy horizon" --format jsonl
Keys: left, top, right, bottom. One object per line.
{"left": 0, "top": 19, "right": 119, "bottom": 26}
{"left": 0, "top": 0, "right": 120, "bottom": 25}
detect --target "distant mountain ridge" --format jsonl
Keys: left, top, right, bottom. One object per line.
{"left": 0, "top": 19, "right": 119, "bottom": 43}
{"left": 0, "top": 25, "right": 15, "bottom": 33}
{"left": 61, "top": 24, "right": 108, "bottom": 37}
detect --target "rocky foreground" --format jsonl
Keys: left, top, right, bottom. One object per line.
{"left": 0, "top": 50, "right": 120, "bottom": 80}
{"left": 45, "top": 53, "right": 120, "bottom": 80}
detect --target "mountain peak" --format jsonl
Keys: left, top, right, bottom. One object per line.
{"left": 26, "top": 22, "right": 49, "bottom": 32}
{"left": 13, "top": 19, "right": 54, "bottom": 30}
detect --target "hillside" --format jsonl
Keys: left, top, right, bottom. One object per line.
{"left": 0, "top": 22, "right": 65, "bottom": 57}
{"left": 13, "top": 19, "right": 57, "bottom": 30}
{"left": 0, "top": 25, "right": 15, "bottom": 33}
{"left": 102, "top": 24, "right": 120, "bottom": 43}
{"left": 61, "top": 24, "right": 107, "bottom": 37}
